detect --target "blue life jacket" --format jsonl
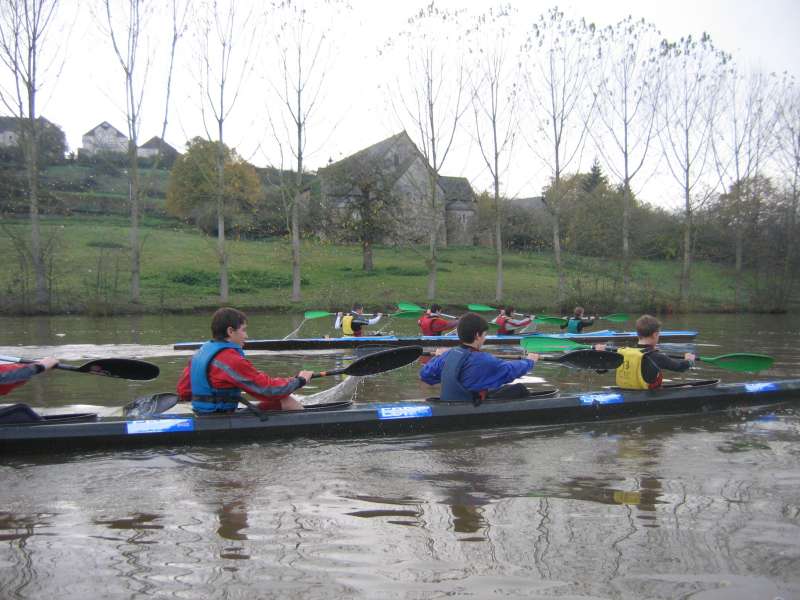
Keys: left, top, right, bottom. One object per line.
{"left": 441, "top": 346, "right": 477, "bottom": 402}
{"left": 190, "top": 341, "right": 244, "bottom": 413}
{"left": 567, "top": 318, "right": 581, "bottom": 334}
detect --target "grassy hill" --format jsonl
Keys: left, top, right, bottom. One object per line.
{"left": 0, "top": 215, "right": 751, "bottom": 315}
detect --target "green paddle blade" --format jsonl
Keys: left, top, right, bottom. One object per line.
{"left": 534, "top": 315, "right": 568, "bottom": 326}
{"left": 699, "top": 353, "right": 774, "bottom": 372}
{"left": 304, "top": 310, "right": 335, "bottom": 320}
{"left": 397, "top": 302, "right": 424, "bottom": 312}
{"left": 601, "top": 313, "right": 629, "bottom": 323}
{"left": 390, "top": 309, "right": 425, "bottom": 319}
{"left": 467, "top": 303, "right": 496, "bottom": 312}
{"left": 520, "top": 336, "right": 590, "bottom": 352}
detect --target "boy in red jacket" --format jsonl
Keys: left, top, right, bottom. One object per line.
{"left": 177, "top": 307, "right": 313, "bottom": 413}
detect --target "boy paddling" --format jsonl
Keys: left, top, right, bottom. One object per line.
{"left": 595, "top": 314, "right": 696, "bottom": 389}
{"left": 420, "top": 312, "right": 540, "bottom": 402}
{"left": 177, "top": 307, "right": 313, "bottom": 412}
{"left": 334, "top": 303, "right": 383, "bottom": 337}
{"left": 418, "top": 304, "right": 459, "bottom": 336}
{"left": 561, "top": 306, "right": 595, "bottom": 334}
{"left": 495, "top": 306, "right": 533, "bottom": 335}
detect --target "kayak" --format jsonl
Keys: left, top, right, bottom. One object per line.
{"left": 1, "top": 377, "right": 797, "bottom": 453}
{"left": 172, "top": 329, "right": 699, "bottom": 351}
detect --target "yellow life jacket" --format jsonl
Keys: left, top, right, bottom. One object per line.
{"left": 615, "top": 347, "right": 650, "bottom": 390}
{"left": 341, "top": 314, "right": 355, "bottom": 336}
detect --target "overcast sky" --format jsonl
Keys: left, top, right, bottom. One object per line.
{"left": 21, "top": 0, "right": 800, "bottom": 209}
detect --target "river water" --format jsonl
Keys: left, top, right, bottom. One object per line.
{"left": 1, "top": 312, "right": 799, "bottom": 599}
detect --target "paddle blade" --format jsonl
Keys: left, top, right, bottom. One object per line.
{"left": 467, "top": 304, "right": 496, "bottom": 312}
{"left": 304, "top": 310, "right": 334, "bottom": 320}
{"left": 701, "top": 353, "right": 774, "bottom": 372}
{"left": 534, "top": 315, "right": 568, "bottom": 326}
{"left": 601, "top": 313, "right": 629, "bottom": 322}
{"left": 343, "top": 346, "right": 423, "bottom": 376}
{"left": 123, "top": 393, "right": 179, "bottom": 417}
{"left": 75, "top": 359, "right": 160, "bottom": 381}
{"left": 397, "top": 302, "right": 424, "bottom": 312}
{"left": 546, "top": 349, "right": 623, "bottom": 370}
{"left": 520, "top": 336, "right": 589, "bottom": 353}
{"left": 390, "top": 309, "right": 425, "bottom": 319}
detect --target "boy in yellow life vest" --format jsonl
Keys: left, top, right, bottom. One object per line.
{"left": 334, "top": 303, "right": 383, "bottom": 337}
{"left": 594, "top": 314, "right": 696, "bottom": 390}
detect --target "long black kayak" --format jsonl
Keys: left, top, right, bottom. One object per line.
{"left": 2, "top": 378, "right": 798, "bottom": 453}
{"left": 172, "top": 329, "right": 699, "bottom": 351}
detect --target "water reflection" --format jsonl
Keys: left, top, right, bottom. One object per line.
{"left": 347, "top": 495, "right": 424, "bottom": 527}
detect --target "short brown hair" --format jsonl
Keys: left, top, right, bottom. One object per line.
{"left": 574, "top": 306, "right": 584, "bottom": 317}
{"left": 635, "top": 314, "right": 661, "bottom": 338}
{"left": 458, "top": 312, "right": 489, "bottom": 343}
{"left": 211, "top": 307, "right": 247, "bottom": 340}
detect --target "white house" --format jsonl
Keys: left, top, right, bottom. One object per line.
{"left": 81, "top": 122, "right": 128, "bottom": 156}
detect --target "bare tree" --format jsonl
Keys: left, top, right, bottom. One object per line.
{"left": 0, "top": 0, "right": 62, "bottom": 310}
{"left": 657, "top": 33, "right": 727, "bottom": 309}
{"left": 102, "top": 0, "right": 186, "bottom": 303}
{"left": 773, "top": 75, "right": 800, "bottom": 309}
{"left": 466, "top": 6, "right": 520, "bottom": 303}
{"left": 195, "top": 0, "right": 256, "bottom": 302}
{"left": 385, "top": 3, "right": 467, "bottom": 300}
{"left": 521, "top": 8, "right": 596, "bottom": 307}
{"left": 591, "top": 17, "right": 663, "bottom": 306}
{"left": 263, "top": 0, "right": 346, "bottom": 302}
{"left": 711, "top": 66, "right": 776, "bottom": 309}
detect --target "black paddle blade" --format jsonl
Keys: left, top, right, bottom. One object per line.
{"left": 75, "top": 359, "right": 160, "bottom": 381}
{"left": 123, "top": 393, "right": 180, "bottom": 417}
{"left": 546, "top": 349, "right": 623, "bottom": 370}
{"left": 344, "top": 346, "right": 424, "bottom": 376}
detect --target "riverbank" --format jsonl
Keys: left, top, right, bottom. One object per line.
{"left": 0, "top": 215, "right": 768, "bottom": 316}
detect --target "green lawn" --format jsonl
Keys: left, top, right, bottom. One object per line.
{"left": 0, "top": 216, "right": 747, "bottom": 314}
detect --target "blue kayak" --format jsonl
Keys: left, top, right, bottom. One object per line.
{"left": 173, "top": 329, "right": 698, "bottom": 351}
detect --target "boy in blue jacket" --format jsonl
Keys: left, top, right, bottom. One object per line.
{"left": 420, "top": 312, "right": 539, "bottom": 402}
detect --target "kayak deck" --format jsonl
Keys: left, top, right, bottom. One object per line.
{"left": 1, "top": 377, "right": 796, "bottom": 453}
{"left": 173, "top": 329, "right": 699, "bottom": 351}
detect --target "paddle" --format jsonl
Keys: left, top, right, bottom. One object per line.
{"left": 519, "top": 338, "right": 774, "bottom": 373}
{"left": 397, "top": 302, "right": 424, "bottom": 312}
{"left": 534, "top": 315, "right": 569, "bottom": 326}
{"left": 423, "top": 348, "right": 622, "bottom": 370}
{"left": 601, "top": 313, "right": 629, "bottom": 323}
{"left": 520, "top": 337, "right": 591, "bottom": 353}
{"left": 534, "top": 313, "right": 630, "bottom": 326}
{"left": 666, "top": 352, "right": 774, "bottom": 373}
{"left": 241, "top": 346, "right": 424, "bottom": 419}
{"left": 312, "top": 345, "right": 423, "bottom": 377}
{"left": 390, "top": 309, "right": 425, "bottom": 319}
{"left": 304, "top": 309, "right": 423, "bottom": 320}
{"left": 0, "top": 354, "right": 160, "bottom": 381}
{"left": 467, "top": 303, "right": 497, "bottom": 312}
{"left": 467, "top": 303, "right": 529, "bottom": 318}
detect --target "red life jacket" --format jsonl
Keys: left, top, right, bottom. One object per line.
{"left": 495, "top": 315, "right": 510, "bottom": 335}
{"left": 418, "top": 314, "right": 436, "bottom": 336}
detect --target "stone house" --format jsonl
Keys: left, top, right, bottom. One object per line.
{"left": 0, "top": 116, "right": 61, "bottom": 147}
{"left": 137, "top": 136, "right": 179, "bottom": 161}
{"left": 81, "top": 121, "right": 128, "bottom": 156}
{"left": 318, "top": 131, "right": 477, "bottom": 246}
